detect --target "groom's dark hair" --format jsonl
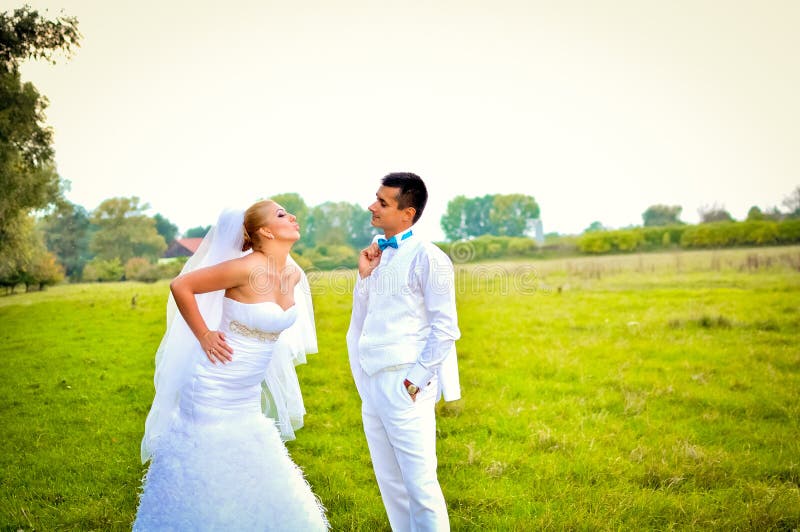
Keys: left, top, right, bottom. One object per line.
{"left": 382, "top": 172, "right": 428, "bottom": 223}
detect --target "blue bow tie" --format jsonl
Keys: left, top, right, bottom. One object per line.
{"left": 377, "top": 236, "right": 398, "bottom": 250}
{"left": 377, "top": 230, "right": 412, "bottom": 251}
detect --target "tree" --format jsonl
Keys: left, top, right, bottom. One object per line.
{"left": 0, "top": 211, "right": 63, "bottom": 292}
{"left": 39, "top": 200, "right": 92, "bottom": 279}
{"left": 441, "top": 194, "right": 495, "bottom": 240}
{"left": 764, "top": 207, "right": 784, "bottom": 221}
{"left": 489, "top": 194, "right": 540, "bottom": 237}
{"left": 22, "top": 248, "right": 64, "bottom": 291}
{"left": 1, "top": 6, "right": 80, "bottom": 72}
{"left": 584, "top": 221, "right": 605, "bottom": 233}
{"left": 642, "top": 205, "right": 683, "bottom": 226}
{"left": 464, "top": 195, "right": 494, "bottom": 237}
{"left": 440, "top": 193, "right": 539, "bottom": 240}
{"left": 305, "top": 201, "right": 374, "bottom": 248}
{"left": 441, "top": 195, "right": 469, "bottom": 241}
{"left": 0, "top": 7, "right": 80, "bottom": 258}
{"left": 153, "top": 213, "right": 178, "bottom": 244}
{"left": 783, "top": 186, "right": 800, "bottom": 219}
{"left": 698, "top": 203, "right": 734, "bottom": 223}
{"left": 90, "top": 197, "right": 166, "bottom": 263}
{"left": 0, "top": 211, "right": 38, "bottom": 292}
{"left": 746, "top": 206, "right": 764, "bottom": 221}
{"left": 184, "top": 225, "right": 210, "bottom": 238}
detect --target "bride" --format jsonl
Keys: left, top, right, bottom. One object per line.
{"left": 134, "top": 200, "right": 328, "bottom": 530}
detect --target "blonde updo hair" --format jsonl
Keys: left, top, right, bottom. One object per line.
{"left": 242, "top": 199, "right": 276, "bottom": 252}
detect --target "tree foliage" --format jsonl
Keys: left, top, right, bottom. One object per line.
{"left": 153, "top": 213, "right": 178, "bottom": 244}
{"left": 184, "top": 225, "right": 210, "bottom": 238}
{"left": 0, "top": 211, "right": 63, "bottom": 292}
{"left": 81, "top": 257, "right": 123, "bottom": 282}
{"left": 490, "top": 194, "right": 540, "bottom": 236}
{"left": 0, "top": 6, "right": 79, "bottom": 285}
{"left": 642, "top": 204, "right": 683, "bottom": 227}
{"left": 0, "top": 6, "right": 80, "bottom": 73}
{"left": 440, "top": 194, "right": 540, "bottom": 240}
{"left": 0, "top": 211, "right": 38, "bottom": 290}
{"left": 123, "top": 256, "right": 185, "bottom": 283}
{"left": 440, "top": 195, "right": 469, "bottom": 241}
{"left": 584, "top": 221, "right": 605, "bottom": 233}
{"left": 577, "top": 220, "right": 800, "bottom": 254}
{"left": 39, "top": 200, "right": 92, "bottom": 279}
{"left": 783, "top": 186, "right": 800, "bottom": 219}
{"left": 305, "top": 201, "right": 374, "bottom": 248}
{"left": 90, "top": 197, "right": 166, "bottom": 263}
{"left": 0, "top": 77, "right": 61, "bottom": 217}
{"left": 23, "top": 248, "right": 63, "bottom": 291}
{"left": 747, "top": 206, "right": 765, "bottom": 221}
{"left": 698, "top": 204, "right": 734, "bottom": 223}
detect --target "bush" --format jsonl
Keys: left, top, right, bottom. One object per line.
{"left": 123, "top": 258, "right": 188, "bottom": 283}
{"left": 21, "top": 252, "right": 65, "bottom": 291}
{"left": 640, "top": 225, "right": 687, "bottom": 250}
{"left": 680, "top": 221, "right": 790, "bottom": 248}
{"left": 578, "top": 232, "right": 613, "bottom": 254}
{"left": 131, "top": 264, "right": 162, "bottom": 283}
{"left": 777, "top": 219, "right": 800, "bottom": 244}
{"left": 443, "top": 235, "right": 540, "bottom": 263}
{"left": 507, "top": 237, "right": 538, "bottom": 256}
{"left": 125, "top": 257, "right": 151, "bottom": 280}
{"left": 578, "top": 228, "right": 643, "bottom": 254}
{"left": 82, "top": 257, "right": 124, "bottom": 282}
{"left": 578, "top": 220, "right": 799, "bottom": 255}
{"left": 733, "top": 221, "right": 778, "bottom": 246}
{"left": 612, "top": 230, "right": 644, "bottom": 252}
{"left": 157, "top": 258, "right": 186, "bottom": 279}
{"left": 680, "top": 222, "right": 733, "bottom": 248}
{"left": 302, "top": 245, "right": 359, "bottom": 270}
{"left": 486, "top": 242, "right": 504, "bottom": 258}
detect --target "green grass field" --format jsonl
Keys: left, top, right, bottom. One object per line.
{"left": 2, "top": 247, "right": 799, "bottom": 530}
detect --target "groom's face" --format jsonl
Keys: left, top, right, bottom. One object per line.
{"left": 369, "top": 186, "right": 409, "bottom": 234}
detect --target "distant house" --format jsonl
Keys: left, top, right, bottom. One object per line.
{"left": 163, "top": 238, "right": 204, "bottom": 258}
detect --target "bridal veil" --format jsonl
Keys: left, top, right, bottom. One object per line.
{"left": 140, "top": 208, "right": 317, "bottom": 463}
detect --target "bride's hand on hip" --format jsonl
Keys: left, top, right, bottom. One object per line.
{"left": 200, "top": 330, "right": 233, "bottom": 364}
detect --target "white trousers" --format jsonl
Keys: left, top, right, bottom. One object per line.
{"left": 361, "top": 366, "right": 449, "bottom": 532}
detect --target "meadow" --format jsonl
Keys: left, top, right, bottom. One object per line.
{"left": 1, "top": 246, "right": 799, "bottom": 530}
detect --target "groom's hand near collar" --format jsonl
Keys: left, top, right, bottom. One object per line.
{"left": 358, "top": 242, "right": 382, "bottom": 279}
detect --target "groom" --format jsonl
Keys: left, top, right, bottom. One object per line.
{"left": 347, "top": 172, "right": 461, "bottom": 531}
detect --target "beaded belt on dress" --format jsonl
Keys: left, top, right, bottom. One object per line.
{"left": 381, "top": 363, "right": 414, "bottom": 372}
{"left": 228, "top": 320, "right": 281, "bottom": 342}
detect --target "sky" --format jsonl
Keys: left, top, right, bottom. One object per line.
{"left": 17, "top": 0, "right": 800, "bottom": 239}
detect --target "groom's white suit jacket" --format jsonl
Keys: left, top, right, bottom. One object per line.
{"left": 347, "top": 227, "right": 461, "bottom": 401}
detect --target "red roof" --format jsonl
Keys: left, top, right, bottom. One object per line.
{"left": 178, "top": 238, "right": 203, "bottom": 254}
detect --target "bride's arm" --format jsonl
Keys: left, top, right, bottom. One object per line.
{"left": 170, "top": 257, "right": 249, "bottom": 364}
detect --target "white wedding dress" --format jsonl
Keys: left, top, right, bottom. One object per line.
{"left": 134, "top": 296, "right": 328, "bottom": 531}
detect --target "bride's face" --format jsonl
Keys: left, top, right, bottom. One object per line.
{"left": 263, "top": 203, "right": 301, "bottom": 243}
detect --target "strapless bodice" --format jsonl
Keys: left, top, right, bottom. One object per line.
{"left": 179, "top": 297, "right": 298, "bottom": 423}
{"left": 220, "top": 296, "right": 298, "bottom": 335}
